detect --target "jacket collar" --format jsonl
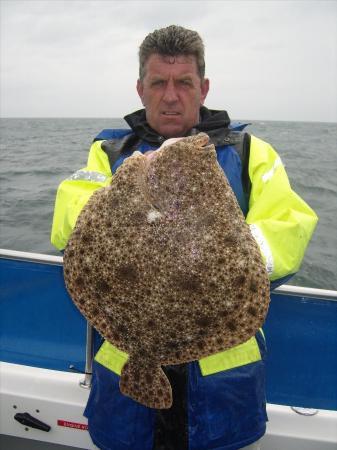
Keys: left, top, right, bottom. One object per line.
{"left": 123, "top": 106, "right": 232, "bottom": 146}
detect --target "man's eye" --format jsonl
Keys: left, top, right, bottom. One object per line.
{"left": 151, "top": 80, "right": 165, "bottom": 87}
{"left": 179, "top": 79, "right": 192, "bottom": 86}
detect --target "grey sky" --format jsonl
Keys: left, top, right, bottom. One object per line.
{"left": 1, "top": 0, "right": 336, "bottom": 121}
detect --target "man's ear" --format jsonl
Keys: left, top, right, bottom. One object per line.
{"left": 137, "top": 79, "right": 145, "bottom": 105}
{"left": 200, "top": 78, "right": 210, "bottom": 105}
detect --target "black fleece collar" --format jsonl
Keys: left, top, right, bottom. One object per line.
{"left": 123, "top": 106, "right": 232, "bottom": 146}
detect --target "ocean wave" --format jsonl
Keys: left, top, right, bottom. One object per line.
{"left": 1, "top": 118, "right": 336, "bottom": 290}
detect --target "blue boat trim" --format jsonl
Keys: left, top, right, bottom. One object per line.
{"left": 1, "top": 250, "right": 336, "bottom": 411}
{"left": 0, "top": 252, "right": 87, "bottom": 373}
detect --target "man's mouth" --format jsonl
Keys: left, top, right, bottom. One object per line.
{"left": 162, "top": 112, "right": 181, "bottom": 116}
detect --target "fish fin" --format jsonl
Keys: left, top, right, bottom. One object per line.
{"left": 120, "top": 359, "right": 172, "bottom": 409}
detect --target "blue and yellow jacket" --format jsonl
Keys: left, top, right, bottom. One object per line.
{"left": 51, "top": 108, "right": 318, "bottom": 450}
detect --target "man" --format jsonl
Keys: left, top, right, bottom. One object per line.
{"left": 51, "top": 25, "right": 318, "bottom": 450}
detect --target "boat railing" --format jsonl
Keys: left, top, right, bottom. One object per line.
{"left": 1, "top": 248, "right": 337, "bottom": 389}
{"left": 79, "top": 322, "right": 94, "bottom": 389}
{"left": 274, "top": 284, "right": 337, "bottom": 301}
{"left": 0, "top": 248, "right": 63, "bottom": 265}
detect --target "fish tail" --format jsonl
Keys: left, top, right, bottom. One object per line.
{"left": 120, "top": 358, "right": 172, "bottom": 409}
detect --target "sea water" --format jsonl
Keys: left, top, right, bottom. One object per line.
{"left": 0, "top": 118, "right": 336, "bottom": 290}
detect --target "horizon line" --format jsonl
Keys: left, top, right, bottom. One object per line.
{"left": 1, "top": 116, "right": 336, "bottom": 124}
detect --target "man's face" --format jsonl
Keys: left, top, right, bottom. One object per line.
{"left": 137, "top": 54, "right": 209, "bottom": 138}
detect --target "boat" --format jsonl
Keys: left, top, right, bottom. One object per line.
{"left": 1, "top": 249, "right": 336, "bottom": 449}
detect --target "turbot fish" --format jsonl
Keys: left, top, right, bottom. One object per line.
{"left": 63, "top": 132, "right": 270, "bottom": 409}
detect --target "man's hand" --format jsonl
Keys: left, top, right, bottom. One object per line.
{"left": 144, "top": 137, "right": 184, "bottom": 160}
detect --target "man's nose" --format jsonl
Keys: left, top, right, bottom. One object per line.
{"left": 162, "top": 79, "right": 179, "bottom": 103}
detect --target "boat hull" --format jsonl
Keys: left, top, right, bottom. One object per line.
{"left": 1, "top": 250, "right": 336, "bottom": 449}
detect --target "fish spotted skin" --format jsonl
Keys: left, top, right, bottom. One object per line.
{"left": 63, "top": 133, "right": 270, "bottom": 409}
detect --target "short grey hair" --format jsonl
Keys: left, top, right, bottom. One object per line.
{"left": 139, "top": 25, "right": 205, "bottom": 80}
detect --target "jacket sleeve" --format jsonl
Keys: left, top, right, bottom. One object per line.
{"left": 246, "top": 135, "right": 318, "bottom": 282}
{"left": 51, "top": 141, "right": 112, "bottom": 251}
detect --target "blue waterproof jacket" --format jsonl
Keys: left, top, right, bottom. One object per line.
{"left": 51, "top": 107, "right": 318, "bottom": 450}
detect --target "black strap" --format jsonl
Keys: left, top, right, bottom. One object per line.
{"left": 152, "top": 364, "right": 188, "bottom": 450}
{"left": 194, "top": 129, "right": 252, "bottom": 202}
{"left": 236, "top": 133, "right": 252, "bottom": 202}
{"left": 101, "top": 134, "right": 140, "bottom": 170}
